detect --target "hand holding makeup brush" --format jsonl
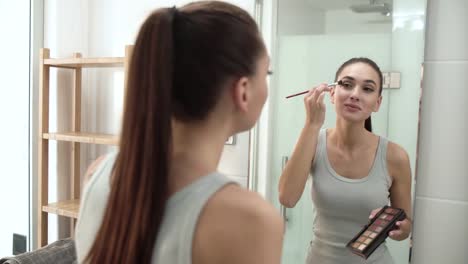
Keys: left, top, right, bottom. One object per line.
{"left": 369, "top": 207, "right": 412, "bottom": 241}
{"left": 304, "top": 83, "right": 332, "bottom": 128}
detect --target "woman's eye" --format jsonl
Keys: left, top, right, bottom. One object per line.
{"left": 343, "top": 82, "right": 353, "bottom": 88}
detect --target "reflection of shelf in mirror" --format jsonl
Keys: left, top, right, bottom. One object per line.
{"left": 44, "top": 57, "right": 124, "bottom": 68}
{"left": 43, "top": 132, "right": 119, "bottom": 145}
{"left": 42, "top": 199, "right": 80, "bottom": 219}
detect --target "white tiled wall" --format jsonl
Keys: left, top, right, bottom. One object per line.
{"left": 412, "top": 1, "right": 468, "bottom": 263}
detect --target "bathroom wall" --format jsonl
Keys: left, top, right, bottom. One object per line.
{"left": 412, "top": 0, "right": 468, "bottom": 263}
{"left": 0, "top": 0, "right": 31, "bottom": 256}
{"left": 324, "top": 9, "right": 392, "bottom": 34}
{"left": 277, "top": 0, "right": 325, "bottom": 35}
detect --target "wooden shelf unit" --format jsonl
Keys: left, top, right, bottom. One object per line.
{"left": 43, "top": 132, "right": 119, "bottom": 145}
{"left": 37, "top": 46, "right": 132, "bottom": 247}
{"left": 44, "top": 57, "right": 125, "bottom": 68}
{"left": 42, "top": 199, "right": 80, "bottom": 219}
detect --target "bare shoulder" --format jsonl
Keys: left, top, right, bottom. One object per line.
{"left": 387, "top": 141, "right": 410, "bottom": 166}
{"left": 386, "top": 141, "right": 411, "bottom": 180}
{"left": 214, "top": 185, "right": 282, "bottom": 220}
{"left": 193, "top": 184, "right": 284, "bottom": 264}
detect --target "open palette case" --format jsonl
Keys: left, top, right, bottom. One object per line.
{"left": 347, "top": 206, "right": 406, "bottom": 259}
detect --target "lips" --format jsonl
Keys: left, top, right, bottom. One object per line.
{"left": 344, "top": 103, "right": 361, "bottom": 110}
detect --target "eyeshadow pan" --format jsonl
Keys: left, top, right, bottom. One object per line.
{"left": 347, "top": 206, "right": 407, "bottom": 259}
{"left": 375, "top": 220, "right": 385, "bottom": 226}
{"left": 370, "top": 225, "right": 380, "bottom": 232}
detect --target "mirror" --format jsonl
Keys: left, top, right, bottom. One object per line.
{"left": 260, "top": 0, "right": 427, "bottom": 263}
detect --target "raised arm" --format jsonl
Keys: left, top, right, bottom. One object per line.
{"left": 278, "top": 84, "right": 330, "bottom": 208}
{"left": 278, "top": 124, "right": 320, "bottom": 207}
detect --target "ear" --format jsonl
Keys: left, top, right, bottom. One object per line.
{"left": 373, "top": 95, "right": 383, "bottom": 112}
{"left": 232, "top": 76, "right": 250, "bottom": 113}
{"left": 330, "top": 86, "right": 336, "bottom": 104}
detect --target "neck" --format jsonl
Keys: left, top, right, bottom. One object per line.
{"left": 330, "top": 118, "right": 369, "bottom": 150}
{"left": 169, "top": 115, "right": 232, "bottom": 194}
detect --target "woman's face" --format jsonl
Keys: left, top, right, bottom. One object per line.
{"left": 331, "top": 62, "right": 382, "bottom": 124}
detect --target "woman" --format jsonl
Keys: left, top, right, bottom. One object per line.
{"left": 75, "top": 2, "right": 283, "bottom": 263}
{"left": 278, "top": 58, "right": 412, "bottom": 263}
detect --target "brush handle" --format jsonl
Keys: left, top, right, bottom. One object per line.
{"left": 285, "top": 90, "right": 309, "bottom": 99}
{"left": 285, "top": 82, "right": 338, "bottom": 99}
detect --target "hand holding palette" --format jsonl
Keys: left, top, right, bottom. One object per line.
{"left": 347, "top": 206, "right": 406, "bottom": 259}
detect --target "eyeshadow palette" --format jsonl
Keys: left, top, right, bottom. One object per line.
{"left": 347, "top": 206, "right": 406, "bottom": 259}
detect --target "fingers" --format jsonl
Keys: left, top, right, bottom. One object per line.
{"left": 315, "top": 83, "right": 330, "bottom": 97}
{"left": 317, "top": 91, "right": 326, "bottom": 108}
{"left": 304, "top": 83, "right": 331, "bottom": 122}
{"left": 306, "top": 86, "right": 315, "bottom": 97}
{"left": 389, "top": 219, "right": 411, "bottom": 241}
{"left": 389, "top": 229, "right": 404, "bottom": 239}
{"left": 369, "top": 207, "right": 383, "bottom": 219}
{"left": 306, "top": 83, "right": 329, "bottom": 101}
{"left": 396, "top": 219, "right": 411, "bottom": 231}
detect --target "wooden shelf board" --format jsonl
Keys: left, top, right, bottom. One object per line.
{"left": 44, "top": 57, "right": 124, "bottom": 68}
{"left": 42, "top": 199, "right": 80, "bottom": 219}
{"left": 43, "top": 132, "right": 119, "bottom": 145}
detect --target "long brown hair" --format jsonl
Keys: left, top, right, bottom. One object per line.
{"left": 334, "top": 57, "right": 383, "bottom": 132}
{"left": 85, "top": 1, "right": 265, "bottom": 263}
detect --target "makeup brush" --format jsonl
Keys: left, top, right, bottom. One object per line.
{"left": 285, "top": 80, "right": 342, "bottom": 99}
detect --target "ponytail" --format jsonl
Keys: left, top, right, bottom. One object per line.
{"left": 365, "top": 117, "right": 372, "bottom": 132}
{"left": 86, "top": 7, "right": 176, "bottom": 263}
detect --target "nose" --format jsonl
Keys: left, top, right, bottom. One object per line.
{"left": 350, "top": 87, "right": 360, "bottom": 101}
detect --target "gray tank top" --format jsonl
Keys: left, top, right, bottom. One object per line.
{"left": 306, "top": 129, "right": 394, "bottom": 264}
{"left": 75, "top": 152, "right": 235, "bottom": 263}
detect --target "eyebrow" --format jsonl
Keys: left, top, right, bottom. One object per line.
{"left": 341, "top": 76, "right": 377, "bottom": 86}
